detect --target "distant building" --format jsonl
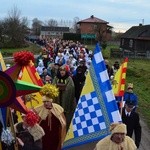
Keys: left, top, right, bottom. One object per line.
{"left": 120, "top": 24, "right": 150, "bottom": 58}
{"left": 77, "top": 15, "right": 112, "bottom": 41}
{"left": 40, "top": 26, "right": 70, "bottom": 38}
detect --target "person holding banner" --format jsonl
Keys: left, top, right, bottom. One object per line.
{"left": 94, "top": 123, "right": 137, "bottom": 150}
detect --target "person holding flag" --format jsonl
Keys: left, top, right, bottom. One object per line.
{"left": 112, "top": 58, "right": 128, "bottom": 112}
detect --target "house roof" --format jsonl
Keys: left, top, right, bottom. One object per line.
{"left": 121, "top": 24, "right": 150, "bottom": 39}
{"left": 41, "top": 26, "right": 69, "bottom": 32}
{"left": 77, "top": 15, "right": 108, "bottom": 24}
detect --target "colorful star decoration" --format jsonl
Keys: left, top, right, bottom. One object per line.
{"left": 0, "top": 51, "right": 42, "bottom": 114}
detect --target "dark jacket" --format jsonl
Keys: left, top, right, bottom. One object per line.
{"left": 16, "top": 122, "right": 42, "bottom": 150}
{"left": 122, "top": 108, "right": 141, "bottom": 148}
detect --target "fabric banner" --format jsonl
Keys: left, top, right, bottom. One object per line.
{"left": 112, "top": 58, "right": 128, "bottom": 97}
{"left": 63, "top": 43, "right": 121, "bottom": 149}
{"left": 0, "top": 51, "right": 6, "bottom": 71}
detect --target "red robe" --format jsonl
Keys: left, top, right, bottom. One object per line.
{"left": 35, "top": 104, "right": 66, "bottom": 150}
{"left": 40, "top": 113, "right": 62, "bottom": 150}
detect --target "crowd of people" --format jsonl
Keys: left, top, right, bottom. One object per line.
{"left": 0, "top": 37, "right": 142, "bottom": 150}
{"left": 35, "top": 39, "right": 91, "bottom": 85}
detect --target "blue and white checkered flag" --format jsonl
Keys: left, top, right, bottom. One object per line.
{"left": 63, "top": 43, "right": 121, "bottom": 149}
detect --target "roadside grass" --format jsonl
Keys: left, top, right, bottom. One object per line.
{"left": 1, "top": 43, "right": 42, "bottom": 57}
{"left": 126, "top": 59, "right": 150, "bottom": 127}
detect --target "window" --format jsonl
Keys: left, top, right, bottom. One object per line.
{"left": 122, "top": 39, "right": 124, "bottom": 45}
{"left": 129, "top": 39, "right": 133, "bottom": 48}
{"left": 94, "top": 24, "right": 97, "bottom": 29}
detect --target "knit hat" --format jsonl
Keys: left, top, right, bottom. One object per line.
{"left": 110, "top": 123, "right": 127, "bottom": 135}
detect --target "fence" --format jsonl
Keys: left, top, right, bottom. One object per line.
{"left": 110, "top": 48, "right": 150, "bottom": 59}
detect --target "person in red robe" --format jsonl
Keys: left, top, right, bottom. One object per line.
{"left": 35, "top": 84, "right": 66, "bottom": 150}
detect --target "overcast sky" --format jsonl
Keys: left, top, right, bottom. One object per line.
{"left": 0, "top": 0, "right": 149, "bottom": 32}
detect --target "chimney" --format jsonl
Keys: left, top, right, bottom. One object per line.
{"left": 91, "top": 15, "right": 94, "bottom": 18}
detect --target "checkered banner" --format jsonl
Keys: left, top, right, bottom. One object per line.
{"left": 63, "top": 43, "right": 121, "bottom": 149}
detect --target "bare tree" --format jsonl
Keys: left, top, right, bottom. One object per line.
{"left": 2, "top": 6, "right": 29, "bottom": 48}
{"left": 95, "top": 24, "right": 112, "bottom": 49}
{"left": 47, "top": 19, "right": 58, "bottom": 27}
{"left": 73, "top": 17, "right": 80, "bottom": 33}
{"left": 0, "top": 20, "right": 5, "bottom": 46}
{"left": 32, "top": 18, "right": 43, "bottom": 35}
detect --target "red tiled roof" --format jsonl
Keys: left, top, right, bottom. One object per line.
{"left": 77, "top": 15, "right": 108, "bottom": 24}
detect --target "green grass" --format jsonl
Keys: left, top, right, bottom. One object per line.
{"left": 126, "top": 59, "right": 150, "bottom": 126}
{"left": 87, "top": 43, "right": 119, "bottom": 58}
{"left": 1, "top": 43, "right": 42, "bottom": 57}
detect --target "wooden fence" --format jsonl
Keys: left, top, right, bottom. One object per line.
{"left": 110, "top": 48, "right": 150, "bottom": 59}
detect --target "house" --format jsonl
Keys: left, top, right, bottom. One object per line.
{"left": 120, "top": 24, "right": 150, "bottom": 58}
{"left": 77, "top": 15, "right": 112, "bottom": 41}
{"left": 40, "top": 26, "right": 70, "bottom": 38}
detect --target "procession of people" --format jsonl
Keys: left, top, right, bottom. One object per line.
{"left": 0, "top": 37, "right": 142, "bottom": 150}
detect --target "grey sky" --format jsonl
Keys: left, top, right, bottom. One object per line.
{"left": 0, "top": 0, "right": 149, "bottom": 32}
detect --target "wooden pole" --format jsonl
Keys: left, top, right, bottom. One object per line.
{"left": 8, "top": 108, "right": 19, "bottom": 150}
{"left": 0, "top": 142, "right": 2, "bottom": 150}
{"left": 120, "top": 96, "right": 124, "bottom": 117}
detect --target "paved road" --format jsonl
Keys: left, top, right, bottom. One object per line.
{"left": 138, "top": 116, "right": 150, "bottom": 150}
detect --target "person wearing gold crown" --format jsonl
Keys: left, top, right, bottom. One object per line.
{"left": 34, "top": 84, "right": 66, "bottom": 150}
{"left": 94, "top": 122, "right": 137, "bottom": 150}
{"left": 123, "top": 83, "right": 138, "bottom": 111}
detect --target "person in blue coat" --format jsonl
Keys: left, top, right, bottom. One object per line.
{"left": 123, "top": 83, "right": 138, "bottom": 111}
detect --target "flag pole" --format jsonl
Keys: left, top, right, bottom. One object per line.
{"left": 120, "top": 96, "right": 124, "bottom": 117}
{"left": 0, "top": 142, "right": 2, "bottom": 150}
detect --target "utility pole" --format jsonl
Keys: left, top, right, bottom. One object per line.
{"left": 142, "top": 19, "right": 144, "bottom": 25}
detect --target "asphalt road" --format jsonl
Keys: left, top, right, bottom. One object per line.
{"left": 138, "top": 116, "right": 150, "bottom": 150}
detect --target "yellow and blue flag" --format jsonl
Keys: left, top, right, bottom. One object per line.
{"left": 63, "top": 43, "right": 121, "bottom": 149}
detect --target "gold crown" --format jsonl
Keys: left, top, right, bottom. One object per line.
{"left": 128, "top": 83, "right": 133, "bottom": 89}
